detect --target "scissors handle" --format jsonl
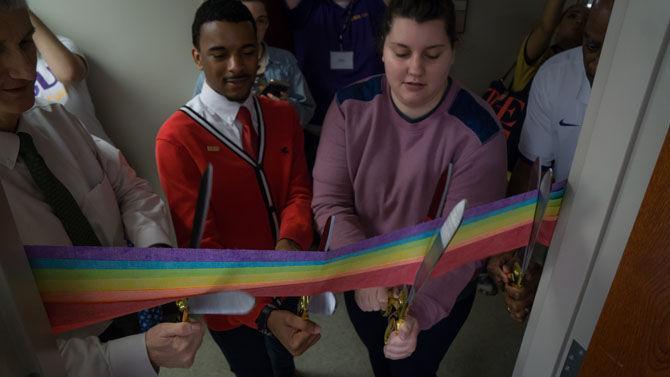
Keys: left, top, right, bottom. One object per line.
{"left": 511, "top": 261, "right": 525, "bottom": 288}
{"left": 298, "top": 295, "right": 310, "bottom": 319}
{"left": 382, "top": 286, "right": 409, "bottom": 343}
{"left": 176, "top": 298, "right": 190, "bottom": 322}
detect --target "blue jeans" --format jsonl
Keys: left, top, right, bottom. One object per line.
{"left": 210, "top": 325, "right": 295, "bottom": 377}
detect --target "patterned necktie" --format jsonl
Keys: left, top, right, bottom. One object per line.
{"left": 236, "top": 106, "right": 258, "bottom": 161}
{"left": 17, "top": 132, "right": 101, "bottom": 246}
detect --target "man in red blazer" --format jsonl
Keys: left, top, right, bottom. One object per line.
{"left": 155, "top": 1, "right": 319, "bottom": 376}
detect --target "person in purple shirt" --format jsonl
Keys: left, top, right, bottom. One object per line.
{"left": 285, "top": 0, "right": 387, "bottom": 168}
{"left": 312, "top": 0, "right": 507, "bottom": 376}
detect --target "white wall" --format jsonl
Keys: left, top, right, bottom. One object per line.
{"left": 28, "top": 0, "right": 544, "bottom": 189}
{"left": 28, "top": 0, "right": 202, "bottom": 189}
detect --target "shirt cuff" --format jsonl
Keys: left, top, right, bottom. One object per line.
{"left": 108, "top": 333, "right": 157, "bottom": 377}
{"left": 132, "top": 224, "right": 174, "bottom": 248}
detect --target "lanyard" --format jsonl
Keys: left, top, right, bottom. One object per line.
{"left": 338, "top": 0, "right": 357, "bottom": 51}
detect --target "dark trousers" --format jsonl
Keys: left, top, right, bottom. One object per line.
{"left": 98, "top": 313, "right": 141, "bottom": 342}
{"left": 210, "top": 325, "right": 295, "bottom": 377}
{"left": 344, "top": 288, "right": 476, "bottom": 377}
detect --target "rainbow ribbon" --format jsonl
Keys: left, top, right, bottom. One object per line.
{"left": 26, "top": 182, "right": 565, "bottom": 333}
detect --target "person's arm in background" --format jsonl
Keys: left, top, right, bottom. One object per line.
{"left": 58, "top": 322, "right": 205, "bottom": 377}
{"left": 285, "top": 52, "right": 316, "bottom": 127}
{"left": 29, "top": 10, "right": 87, "bottom": 84}
{"left": 510, "top": 0, "right": 567, "bottom": 93}
{"left": 525, "top": 0, "right": 567, "bottom": 63}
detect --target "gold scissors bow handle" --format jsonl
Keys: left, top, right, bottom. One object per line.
{"left": 383, "top": 286, "right": 409, "bottom": 343}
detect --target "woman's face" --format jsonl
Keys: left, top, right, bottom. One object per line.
{"left": 383, "top": 17, "right": 454, "bottom": 119}
{"left": 243, "top": 0, "right": 269, "bottom": 44}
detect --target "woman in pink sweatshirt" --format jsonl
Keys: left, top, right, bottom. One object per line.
{"left": 312, "top": 0, "right": 507, "bottom": 376}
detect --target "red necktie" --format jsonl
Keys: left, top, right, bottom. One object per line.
{"left": 237, "top": 106, "right": 258, "bottom": 161}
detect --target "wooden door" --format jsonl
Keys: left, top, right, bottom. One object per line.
{"left": 579, "top": 129, "right": 670, "bottom": 376}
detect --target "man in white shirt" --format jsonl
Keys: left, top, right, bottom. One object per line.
{"left": 489, "top": 0, "right": 615, "bottom": 322}
{"left": 0, "top": 1, "right": 205, "bottom": 376}
{"left": 512, "top": 0, "right": 614, "bottom": 184}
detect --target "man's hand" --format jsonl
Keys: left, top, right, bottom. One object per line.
{"left": 504, "top": 261, "right": 542, "bottom": 322}
{"left": 275, "top": 238, "right": 301, "bottom": 251}
{"left": 383, "top": 315, "right": 419, "bottom": 360}
{"left": 267, "top": 310, "right": 321, "bottom": 356}
{"left": 145, "top": 321, "right": 205, "bottom": 369}
{"left": 486, "top": 251, "right": 517, "bottom": 286}
{"left": 355, "top": 287, "right": 389, "bottom": 312}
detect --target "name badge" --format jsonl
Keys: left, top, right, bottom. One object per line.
{"left": 330, "top": 51, "right": 354, "bottom": 70}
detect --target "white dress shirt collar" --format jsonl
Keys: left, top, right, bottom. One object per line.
{"left": 199, "top": 80, "right": 256, "bottom": 129}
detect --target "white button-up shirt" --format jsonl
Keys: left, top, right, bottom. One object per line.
{"left": 0, "top": 103, "right": 173, "bottom": 247}
{"left": 518, "top": 47, "right": 591, "bottom": 181}
{"left": 0, "top": 103, "right": 174, "bottom": 377}
{"left": 185, "top": 80, "right": 258, "bottom": 149}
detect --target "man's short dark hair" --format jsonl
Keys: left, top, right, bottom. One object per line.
{"left": 192, "top": 0, "right": 257, "bottom": 48}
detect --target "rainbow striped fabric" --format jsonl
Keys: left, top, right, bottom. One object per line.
{"left": 26, "top": 182, "right": 565, "bottom": 333}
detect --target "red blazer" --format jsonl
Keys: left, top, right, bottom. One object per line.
{"left": 156, "top": 96, "right": 313, "bottom": 331}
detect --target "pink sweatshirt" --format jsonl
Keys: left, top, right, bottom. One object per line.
{"left": 312, "top": 75, "right": 507, "bottom": 330}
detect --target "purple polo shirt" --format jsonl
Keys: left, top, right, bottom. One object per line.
{"left": 290, "top": 0, "right": 386, "bottom": 125}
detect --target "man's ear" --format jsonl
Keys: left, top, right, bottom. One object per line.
{"left": 192, "top": 47, "right": 204, "bottom": 70}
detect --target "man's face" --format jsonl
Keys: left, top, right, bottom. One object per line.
{"left": 582, "top": 3, "right": 612, "bottom": 85}
{"left": 555, "top": 5, "right": 589, "bottom": 50}
{"left": 192, "top": 20, "right": 258, "bottom": 102}
{"left": 243, "top": 1, "right": 269, "bottom": 45}
{"left": 0, "top": 8, "right": 37, "bottom": 117}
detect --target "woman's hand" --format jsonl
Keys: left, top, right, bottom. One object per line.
{"left": 354, "top": 286, "right": 389, "bottom": 311}
{"left": 383, "top": 315, "right": 419, "bottom": 360}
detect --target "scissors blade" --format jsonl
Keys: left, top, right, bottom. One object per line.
{"left": 520, "top": 168, "right": 553, "bottom": 274}
{"left": 309, "top": 291, "right": 337, "bottom": 315}
{"left": 188, "top": 291, "right": 256, "bottom": 315}
{"left": 190, "top": 164, "right": 213, "bottom": 249}
{"left": 528, "top": 158, "right": 541, "bottom": 191}
{"left": 408, "top": 199, "right": 467, "bottom": 304}
{"left": 307, "top": 215, "right": 337, "bottom": 316}
{"left": 317, "top": 215, "right": 336, "bottom": 252}
{"left": 426, "top": 163, "right": 454, "bottom": 220}
{"left": 182, "top": 165, "right": 256, "bottom": 317}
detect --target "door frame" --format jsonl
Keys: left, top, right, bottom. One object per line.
{"left": 513, "top": 0, "right": 670, "bottom": 375}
